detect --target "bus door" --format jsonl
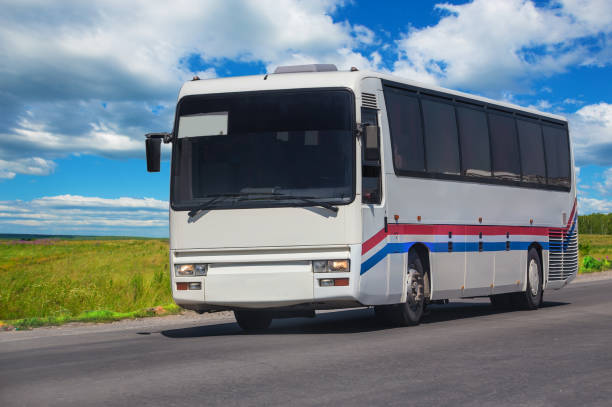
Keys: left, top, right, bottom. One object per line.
{"left": 360, "top": 107, "right": 389, "bottom": 302}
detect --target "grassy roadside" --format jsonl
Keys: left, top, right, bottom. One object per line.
{"left": 579, "top": 234, "right": 612, "bottom": 273}
{"left": 0, "top": 238, "right": 180, "bottom": 330}
{"left": 0, "top": 304, "right": 181, "bottom": 331}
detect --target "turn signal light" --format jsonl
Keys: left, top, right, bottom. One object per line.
{"left": 319, "top": 278, "right": 350, "bottom": 287}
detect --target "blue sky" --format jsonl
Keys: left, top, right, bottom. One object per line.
{"left": 1, "top": 0, "right": 611, "bottom": 237}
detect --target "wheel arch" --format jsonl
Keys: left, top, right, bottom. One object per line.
{"left": 409, "top": 242, "right": 430, "bottom": 273}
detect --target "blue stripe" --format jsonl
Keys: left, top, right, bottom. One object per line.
{"left": 360, "top": 240, "right": 549, "bottom": 275}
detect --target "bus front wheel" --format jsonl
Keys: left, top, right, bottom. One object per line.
{"left": 234, "top": 310, "right": 272, "bottom": 331}
{"left": 375, "top": 256, "right": 427, "bottom": 326}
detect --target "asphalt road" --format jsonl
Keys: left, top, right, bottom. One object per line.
{"left": 2, "top": 279, "right": 612, "bottom": 407}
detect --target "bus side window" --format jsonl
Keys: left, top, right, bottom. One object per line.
{"left": 542, "top": 123, "right": 571, "bottom": 188}
{"left": 362, "top": 108, "right": 381, "bottom": 204}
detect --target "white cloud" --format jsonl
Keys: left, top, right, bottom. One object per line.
{"left": 563, "top": 98, "right": 584, "bottom": 106}
{"left": 0, "top": 157, "right": 56, "bottom": 179}
{"left": 1, "top": 0, "right": 381, "bottom": 175}
{"left": 30, "top": 195, "right": 168, "bottom": 210}
{"left": 2, "top": 0, "right": 612, "bottom": 182}
{"left": 578, "top": 196, "right": 612, "bottom": 214}
{"left": 528, "top": 100, "right": 553, "bottom": 111}
{"left": 0, "top": 195, "right": 169, "bottom": 236}
{"left": 353, "top": 24, "right": 377, "bottom": 45}
{"left": 594, "top": 167, "right": 612, "bottom": 195}
{"left": 393, "top": 0, "right": 612, "bottom": 94}
{"left": 569, "top": 102, "right": 612, "bottom": 166}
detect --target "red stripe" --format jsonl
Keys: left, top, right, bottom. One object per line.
{"left": 362, "top": 223, "right": 549, "bottom": 255}
{"left": 361, "top": 199, "right": 578, "bottom": 255}
{"left": 565, "top": 199, "right": 577, "bottom": 230}
{"left": 389, "top": 224, "right": 549, "bottom": 236}
{"left": 361, "top": 228, "right": 388, "bottom": 255}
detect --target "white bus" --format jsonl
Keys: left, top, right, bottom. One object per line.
{"left": 145, "top": 64, "right": 577, "bottom": 331}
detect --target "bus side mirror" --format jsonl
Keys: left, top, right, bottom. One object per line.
{"left": 364, "top": 124, "right": 380, "bottom": 162}
{"left": 145, "top": 137, "right": 161, "bottom": 172}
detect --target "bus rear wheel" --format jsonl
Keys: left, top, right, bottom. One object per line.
{"left": 375, "top": 256, "right": 427, "bottom": 326}
{"left": 514, "top": 248, "right": 543, "bottom": 310}
{"left": 234, "top": 310, "right": 272, "bottom": 331}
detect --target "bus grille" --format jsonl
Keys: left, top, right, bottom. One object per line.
{"left": 362, "top": 92, "right": 378, "bottom": 109}
{"left": 548, "top": 220, "right": 578, "bottom": 281}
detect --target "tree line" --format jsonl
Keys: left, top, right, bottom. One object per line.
{"left": 578, "top": 213, "right": 612, "bottom": 235}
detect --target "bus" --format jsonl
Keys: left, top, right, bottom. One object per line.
{"left": 145, "top": 64, "right": 577, "bottom": 331}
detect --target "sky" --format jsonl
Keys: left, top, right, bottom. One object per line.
{"left": 1, "top": 0, "right": 611, "bottom": 237}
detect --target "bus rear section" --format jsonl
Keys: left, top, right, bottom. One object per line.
{"left": 356, "top": 76, "right": 577, "bottom": 325}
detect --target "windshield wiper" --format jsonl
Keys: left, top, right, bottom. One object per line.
{"left": 187, "top": 192, "right": 297, "bottom": 217}
{"left": 187, "top": 193, "right": 244, "bottom": 217}
{"left": 240, "top": 194, "right": 339, "bottom": 213}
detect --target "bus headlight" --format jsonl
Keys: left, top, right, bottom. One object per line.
{"left": 312, "top": 259, "right": 350, "bottom": 273}
{"left": 175, "top": 264, "right": 208, "bottom": 276}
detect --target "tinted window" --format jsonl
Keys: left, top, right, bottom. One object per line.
{"left": 456, "top": 104, "right": 491, "bottom": 177}
{"left": 421, "top": 97, "right": 460, "bottom": 175}
{"left": 361, "top": 108, "right": 381, "bottom": 204}
{"left": 489, "top": 111, "right": 520, "bottom": 181}
{"left": 171, "top": 90, "right": 354, "bottom": 209}
{"left": 542, "top": 124, "right": 571, "bottom": 188}
{"left": 384, "top": 86, "right": 425, "bottom": 172}
{"left": 517, "top": 119, "right": 546, "bottom": 184}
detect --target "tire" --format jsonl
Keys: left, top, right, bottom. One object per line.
{"left": 514, "top": 248, "right": 543, "bottom": 310}
{"left": 234, "top": 310, "right": 272, "bottom": 331}
{"left": 376, "top": 255, "right": 427, "bottom": 326}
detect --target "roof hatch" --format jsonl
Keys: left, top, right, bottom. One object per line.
{"left": 273, "top": 64, "right": 338, "bottom": 74}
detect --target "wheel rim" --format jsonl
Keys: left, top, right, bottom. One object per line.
{"left": 528, "top": 258, "right": 539, "bottom": 296}
{"left": 407, "top": 269, "right": 423, "bottom": 311}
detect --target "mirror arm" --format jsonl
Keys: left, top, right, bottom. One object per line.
{"left": 145, "top": 132, "right": 173, "bottom": 143}
{"left": 355, "top": 123, "right": 365, "bottom": 138}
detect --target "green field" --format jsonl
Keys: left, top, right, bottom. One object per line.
{"left": 1, "top": 234, "right": 611, "bottom": 329}
{"left": 0, "top": 238, "right": 177, "bottom": 328}
{"left": 579, "top": 234, "right": 612, "bottom": 273}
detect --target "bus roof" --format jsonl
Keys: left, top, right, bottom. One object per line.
{"left": 179, "top": 69, "right": 567, "bottom": 123}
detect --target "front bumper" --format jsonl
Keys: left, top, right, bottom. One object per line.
{"left": 171, "top": 245, "right": 362, "bottom": 309}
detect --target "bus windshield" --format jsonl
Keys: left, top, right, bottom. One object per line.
{"left": 171, "top": 89, "right": 355, "bottom": 210}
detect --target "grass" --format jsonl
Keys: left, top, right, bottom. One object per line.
{"left": 0, "top": 238, "right": 180, "bottom": 329}
{"left": 578, "top": 234, "right": 612, "bottom": 273}
{"left": 1, "top": 233, "right": 610, "bottom": 329}
{"left": 0, "top": 304, "right": 181, "bottom": 331}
